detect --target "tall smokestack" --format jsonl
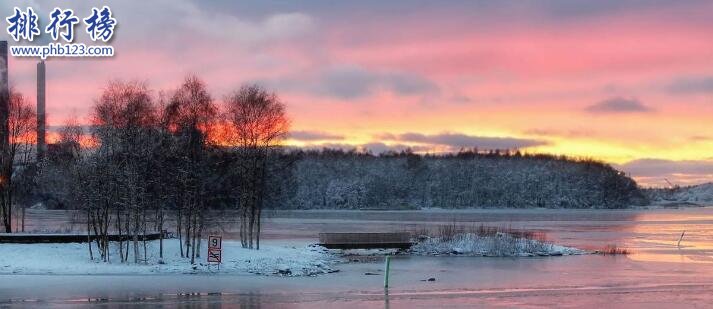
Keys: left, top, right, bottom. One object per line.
{"left": 36, "top": 61, "right": 46, "bottom": 161}
{"left": 0, "top": 41, "right": 9, "bottom": 180}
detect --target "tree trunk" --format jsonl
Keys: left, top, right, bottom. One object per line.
{"left": 124, "top": 210, "right": 130, "bottom": 262}
{"left": 142, "top": 207, "right": 147, "bottom": 264}
{"left": 0, "top": 196, "right": 4, "bottom": 233}
{"left": 133, "top": 208, "right": 139, "bottom": 263}
{"left": 240, "top": 202, "right": 247, "bottom": 248}
{"left": 177, "top": 208, "right": 183, "bottom": 258}
{"left": 117, "top": 208, "right": 124, "bottom": 262}
{"left": 184, "top": 210, "right": 191, "bottom": 258}
{"left": 87, "top": 210, "right": 93, "bottom": 260}
{"left": 248, "top": 203, "right": 255, "bottom": 249}
{"left": 2, "top": 191, "right": 12, "bottom": 233}
{"left": 7, "top": 189, "right": 12, "bottom": 233}
{"left": 255, "top": 203, "right": 262, "bottom": 250}
{"left": 90, "top": 210, "right": 102, "bottom": 261}
{"left": 103, "top": 208, "right": 109, "bottom": 263}
{"left": 158, "top": 207, "right": 164, "bottom": 260}
{"left": 196, "top": 210, "right": 203, "bottom": 258}
{"left": 256, "top": 157, "right": 267, "bottom": 250}
{"left": 190, "top": 209, "right": 197, "bottom": 264}
{"left": 21, "top": 204, "right": 25, "bottom": 232}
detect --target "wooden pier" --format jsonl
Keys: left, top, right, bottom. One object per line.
{"left": 0, "top": 233, "right": 164, "bottom": 244}
{"left": 318, "top": 232, "right": 413, "bottom": 249}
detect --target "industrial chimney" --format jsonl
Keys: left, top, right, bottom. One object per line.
{"left": 36, "top": 61, "right": 46, "bottom": 161}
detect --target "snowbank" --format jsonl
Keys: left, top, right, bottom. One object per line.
{"left": 667, "top": 183, "right": 713, "bottom": 203}
{"left": 0, "top": 239, "right": 336, "bottom": 276}
{"left": 410, "top": 233, "right": 583, "bottom": 257}
{"left": 646, "top": 183, "right": 713, "bottom": 206}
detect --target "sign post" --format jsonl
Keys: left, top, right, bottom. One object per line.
{"left": 207, "top": 235, "right": 222, "bottom": 266}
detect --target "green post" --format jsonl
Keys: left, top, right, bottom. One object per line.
{"left": 384, "top": 256, "right": 391, "bottom": 288}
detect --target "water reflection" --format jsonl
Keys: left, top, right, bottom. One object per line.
{"left": 12, "top": 207, "right": 713, "bottom": 308}
{"left": 383, "top": 288, "right": 389, "bottom": 309}
{"left": 626, "top": 210, "right": 713, "bottom": 263}
{"left": 20, "top": 208, "right": 713, "bottom": 255}
{"left": 63, "top": 292, "right": 265, "bottom": 308}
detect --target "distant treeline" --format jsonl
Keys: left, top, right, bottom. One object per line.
{"left": 35, "top": 147, "right": 647, "bottom": 212}
{"left": 262, "top": 148, "right": 648, "bottom": 209}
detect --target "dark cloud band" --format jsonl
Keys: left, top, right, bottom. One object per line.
{"left": 377, "top": 132, "right": 547, "bottom": 150}
{"left": 585, "top": 97, "right": 653, "bottom": 113}
{"left": 289, "top": 130, "right": 345, "bottom": 141}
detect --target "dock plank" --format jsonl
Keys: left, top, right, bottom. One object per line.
{"left": 0, "top": 233, "right": 164, "bottom": 243}
{"left": 319, "top": 232, "right": 412, "bottom": 249}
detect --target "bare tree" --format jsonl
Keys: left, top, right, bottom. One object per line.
{"left": 225, "top": 84, "right": 289, "bottom": 249}
{"left": 0, "top": 90, "right": 36, "bottom": 233}
{"left": 164, "top": 75, "right": 217, "bottom": 263}
{"left": 58, "top": 116, "right": 84, "bottom": 150}
{"left": 89, "top": 80, "right": 158, "bottom": 263}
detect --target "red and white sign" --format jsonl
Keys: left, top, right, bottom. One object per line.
{"left": 208, "top": 235, "right": 222, "bottom": 250}
{"left": 207, "top": 235, "right": 222, "bottom": 263}
{"left": 207, "top": 248, "right": 221, "bottom": 263}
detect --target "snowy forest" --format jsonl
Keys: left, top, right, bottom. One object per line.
{"left": 262, "top": 150, "right": 647, "bottom": 210}
{"left": 32, "top": 147, "right": 647, "bottom": 214}
{"left": 2, "top": 75, "right": 647, "bottom": 262}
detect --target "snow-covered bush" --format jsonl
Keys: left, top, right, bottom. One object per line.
{"left": 410, "top": 232, "right": 582, "bottom": 257}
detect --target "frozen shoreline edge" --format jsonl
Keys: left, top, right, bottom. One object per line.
{"left": 0, "top": 235, "right": 597, "bottom": 277}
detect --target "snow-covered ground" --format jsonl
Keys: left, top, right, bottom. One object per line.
{"left": 647, "top": 183, "right": 713, "bottom": 205}
{"left": 0, "top": 239, "right": 336, "bottom": 276}
{"left": 410, "top": 233, "right": 584, "bottom": 257}
{"left": 668, "top": 183, "right": 713, "bottom": 203}
{"left": 0, "top": 234, "right": 584, "bottom": 278}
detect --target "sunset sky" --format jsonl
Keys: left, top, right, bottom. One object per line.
{"left": 1, "top": 0, "right": 712, "bottom": 187}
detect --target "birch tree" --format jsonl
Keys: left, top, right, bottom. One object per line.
{"left": 225, "top": 84, "right": 289, "bottom": 249}
{"left": 0, "top": 91, "right": 36, "bottom": 233}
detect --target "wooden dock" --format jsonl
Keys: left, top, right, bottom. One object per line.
{"left": 318, "top": 232, "right": 413, "bottom": 249}
{"left": 0, "top": 233, "right": 164, "bottom": 244}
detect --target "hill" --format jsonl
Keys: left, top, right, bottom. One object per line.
{"left": 264, "top": 149, "right": 648, "bottom": 209}
{"left": 645, "top": 183, "right": 713, "bottom": 206}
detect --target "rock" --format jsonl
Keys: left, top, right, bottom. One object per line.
{"left": 276, "top": 266, "right": 292, "bottom": 275}
{"left": 30, "top": 202, "right": 47, "bottom": 210}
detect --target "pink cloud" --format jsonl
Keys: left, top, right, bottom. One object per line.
{"left": 3, "top": 0, "right": 713, "bottom": 185}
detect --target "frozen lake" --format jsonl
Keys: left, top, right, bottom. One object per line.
{"left": 3, "top": 207, "right": 713, "bottom": 307}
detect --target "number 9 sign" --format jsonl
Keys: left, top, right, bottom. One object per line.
{"left": 207, "top": 235, "right": 222, "bottom": 264}
{"left": 209, "top": 236, "right": 221, "bottom": 249}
